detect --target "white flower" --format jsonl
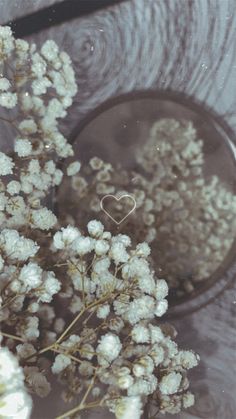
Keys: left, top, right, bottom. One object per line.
{"left": 0, "top": 229, "right": 39, "bottom": 261}
{"left": 27, "top": 302, "right": 40, "bottom": 313}
{"left": 131, "top": 324, "right": 150, "bottom": 343}
{"left": 0, "top": 193, "right": 7, "bottom": 211}
{"left": 31, "top": 207, "right": 57, "bottom": 230}
{"left": 14, "top": 139, "right": 32, "bottom": 157}
{"left": 19, "top": 119, "right": 37, "bottom": 134}
{"left": 114, "top": 396, "right": 143, "bottom": 419}
{"left": 159, "top": 372, "right": 182, "bottom": 395}
{"left": 44, "top": 160, "right": 56, "bottom": 175}
{"left": 28, "top": 159, "right": 40, "bottom": 174}
{"left": 22, "top": 316, "right": 40, "bottom": 340}
{"left": 89, "top": 156, "right": 104, "bottom": 170}
{"left": 0, "top": 25, "right": 14, "bottom": 56}
{"left": 0, "top": 255, "right": 4, "bottom": 271}
{"left": 53, "top": 169, "right": 63, "bottom": 185}
{"left": 0, "top": 346, "right": 32, "bottom": 419}
{"left": 112, "top": 234, "right": 131, "bottom": 247}
{"left": 37, "top": 271, "right": 61, "bottom": 303}
{"left": 19, "top": 262, "right": 43, "bottom": 290}
{"left": 125, "top": 296, "right": 155, "bottom": 324}
{"left": 97, "top": 304, "right": 110, "bottom": 319}
{"left": 155, "top": 279, "right": 168, "bottom": 300}
{"left": 135, "top": 242, "right": 151, "bottom": 257}
{"left": 41, "top": 40, "right": 59, "bottom": 61}
{"left": 80, "top": 343, "right": 94, "bottom": 360}
{"left": 87, "top": 219, "right": 104, "bottom": 238}
{"left": 72, "top": 236, "right": 94, "bottom": 255}
{"left": 110, "top": 242, "right": 129, "bottom": 264}
{"left": 122, "top": 257, "right": 150, "bottom": 279}
{"left": 53, "top": 225, "right": 80, "bottom": 249}
{"left": 69, "top": 295, "right": 83, "bottom": 313}
{"left": 174, "top": 350, "right": 200, "bottom": 369}
{"left": 155, "top": 299, "right": 168, "bottom": 317}
{"left": 6, "top": 195, "right": 26, "bottom": 215}
{"left": 0, "top": 152, "right": 14, "bottom": 175}
{"left": 93, "top": 257, "right": 110, "bottom": 274}
{"left": 183, "top": 392, "right": 195, "bottom": 408}
{"left": 150, "top": 345, "right": 165, "bottom": 366}
{"left": 0, "top": 92, "right": 17, "bottom": 108}
{"left": 97, "top": 333, "right": 122, "bottom": 363}
{"left": 31, "top": 52, "right": 47, "bottom": 77}
{"left": 51, "top": 354, "right": 71, "bottom": 374}
{"left": 0, "top": 390, "right": 32, "bottom": 418}
{"left": 0, "top": 77, "right": 10, "bottom": 91}
{"left": 32, "top": 77, "right": 52, "bottom": 95}
{"left": 61, "top": 335, "right": 80, "bottom": 351}
{"left": 117, "top": 375, "right": 134, "bottom": 390}
{"left": 94, "top": 239, "right": 110, "bottom": 255}
{"left": 6, "top": 180, "right": 21, "bottom": 195}
{"left": 67, "top": 161, "right": 81, "bottom": 176}
{"left": 149, "top": 325, "right": 165, "bottom": 343}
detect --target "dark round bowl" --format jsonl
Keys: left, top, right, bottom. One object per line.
{"left": 59, "top": 90, "right": 236, "bottom": 317}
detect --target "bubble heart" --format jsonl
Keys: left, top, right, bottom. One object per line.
{"left": 100, "top": 194, "right": 136, "bottom": 225}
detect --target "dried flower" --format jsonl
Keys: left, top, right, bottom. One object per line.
{"left": 0, "top": 25, "right": 199, "bottom": 419}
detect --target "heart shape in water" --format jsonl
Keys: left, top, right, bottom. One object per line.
{"left": 100, "top": 194, "right": 136, "bottom": 225}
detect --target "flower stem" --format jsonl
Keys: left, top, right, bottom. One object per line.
{"left": 55, "top": 371, "right": 98, "bottom": 419}
{"left": 1, "top": 331, "right": 25, "bottom": 343}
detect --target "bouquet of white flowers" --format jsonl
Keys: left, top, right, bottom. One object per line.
{"left": 0, "top": 26, "right": 199, "bottom": 419}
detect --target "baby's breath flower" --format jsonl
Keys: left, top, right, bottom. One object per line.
{"left": 53, "top": 225, "right": 80, "bottom": 249}
{"left": 131, "top": 324, "right": 150, "bottom": 343}
{"left": 97, "top": 333, "right": 122, "bottom": 364}
{"left": 6, "top": 180, "right": 21, "bottom": 195}
{"left": 31, "top": 207, "right": 57, "bottom": 230}
{"left": 67, "top": 161, "right": 81, "bottom": 176}
{"left": 14, "top": 138, "right": 32, "bottom": 157}
{"left": 0, "top": 345, "right": 32, "bottom": 418}
{"left": 0, "top": 152, "right": 14, "bottom": 175}
{"left": 159, "top": 372, "right": 182, "bottom": 395}
{"left": 51, "top": 354, "right": 71, "bottom": 374}
{"left": 19, "top": 262, "right": 43, "bottom": 290}
{"left": 0, "top": 229, "right": 39, "bottom": 260}
{"left": 114, "top": 396, "right": 143, "bottom": 419}
{"left": 94, "top": 239, "right": 110, "bottom": 255}
{"left": 89, "top": 156, "right": 104, "bottom": 170}
{"left": 97, "top": 304, "right": 110, "bottom": 319}
{"left": 0, "top": 77, "right": 10, "bottom": 91}
{"left": 87, "top": 219, "right": 104, "bottom": 238}
{"left": 41, "top": 40, "right": 59, "bottom": 61}
{"left": 135, "top": 242, "right": 151, "bottom": 257}
{"left": 72, "top": 236, "right": 94, "bottom": 255}
{"left": 0, "top": 92, "right": 17, "bottom": 108}
{"left": 0, "top": 26, "right": 200, "bottom": 419}
{"left": 19, "top": 119, "right": 38, "bottom": 134}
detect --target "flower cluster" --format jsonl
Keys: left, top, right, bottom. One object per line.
{"left": 0, "top": 341, "right": 32, "bottom": 418}
{"left": 49, "top": 221, "right": 199, "bottom": 417}
{"left": 58, "top": 118, "right": 236, "bottom": 298}
{"left": 0, "top": 26, "right": 199, "bottom": 419}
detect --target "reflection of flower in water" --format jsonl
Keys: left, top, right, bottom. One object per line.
{"left": 57, "top": 118, "right": 236, "bottom": 299}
